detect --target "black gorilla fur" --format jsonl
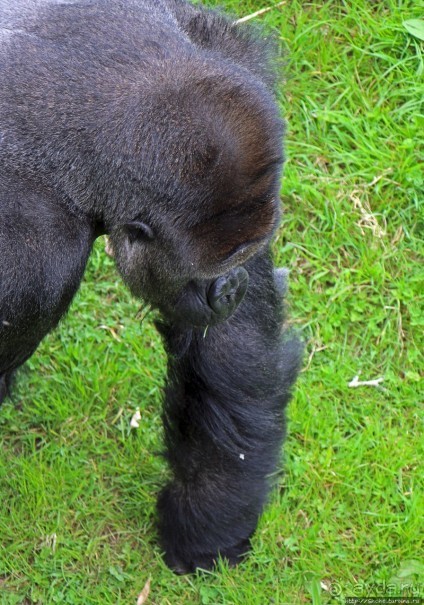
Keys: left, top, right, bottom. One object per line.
{"left": 0, "top": 0, "right": 302, "bottom": 573}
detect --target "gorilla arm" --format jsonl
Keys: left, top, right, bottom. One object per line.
{"left": 157, "top": 250, "right": 302, "bottom": 573}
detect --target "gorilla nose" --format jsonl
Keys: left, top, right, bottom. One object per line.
{"left": 207, "top": 267, "right": 249, "bottom": 316}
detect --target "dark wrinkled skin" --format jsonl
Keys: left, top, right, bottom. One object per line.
{"left": 170, "top": 267, "right": 249, "bottom": 328}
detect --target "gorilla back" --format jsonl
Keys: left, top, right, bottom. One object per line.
{"left": 0, "top": 0, "right": 302, "bottom": 573}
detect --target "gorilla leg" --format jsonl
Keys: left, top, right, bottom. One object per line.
{"left": 157, "top": 251, "right": 302, "bottom": 573}
{"left": 0, "top": 173, "right": 94, "bottom": 403}
{"left": 0, "top": 372, "right": 13, "bottom": 403}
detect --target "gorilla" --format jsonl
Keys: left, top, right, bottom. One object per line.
{"left": 0, "top": 0, "right": 302, "bottom": 573}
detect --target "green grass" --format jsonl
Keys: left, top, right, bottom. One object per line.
{"left": 1, "top": 1, "right": 423, "bottom": 603}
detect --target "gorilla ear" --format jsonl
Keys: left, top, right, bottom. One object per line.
{"left": 124, "top": 221, "right": 154, "bottom": 243}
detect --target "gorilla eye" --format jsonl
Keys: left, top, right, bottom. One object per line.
{"left": 124, "top": 221, "right": 154, "bottom": 243}
{"left": 225, "top": 239, "right": 258, "bottom": 261}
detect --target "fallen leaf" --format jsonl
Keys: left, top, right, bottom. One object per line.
{"left": 137, "top": 578, "right": 151, "bottom": 605}
{"left": 130, "top": 408, "right": 142, "bottom": 428}
{"left": 403, "top": 19, "right": 424, "bottom": 41}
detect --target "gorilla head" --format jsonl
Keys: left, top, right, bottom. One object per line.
{"left": 107, "top": 68, "right": 284, "bottom": 325}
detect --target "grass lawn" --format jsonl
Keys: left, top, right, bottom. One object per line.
{"left": 1, "top": 1, "right": 423, "bottom": 603}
